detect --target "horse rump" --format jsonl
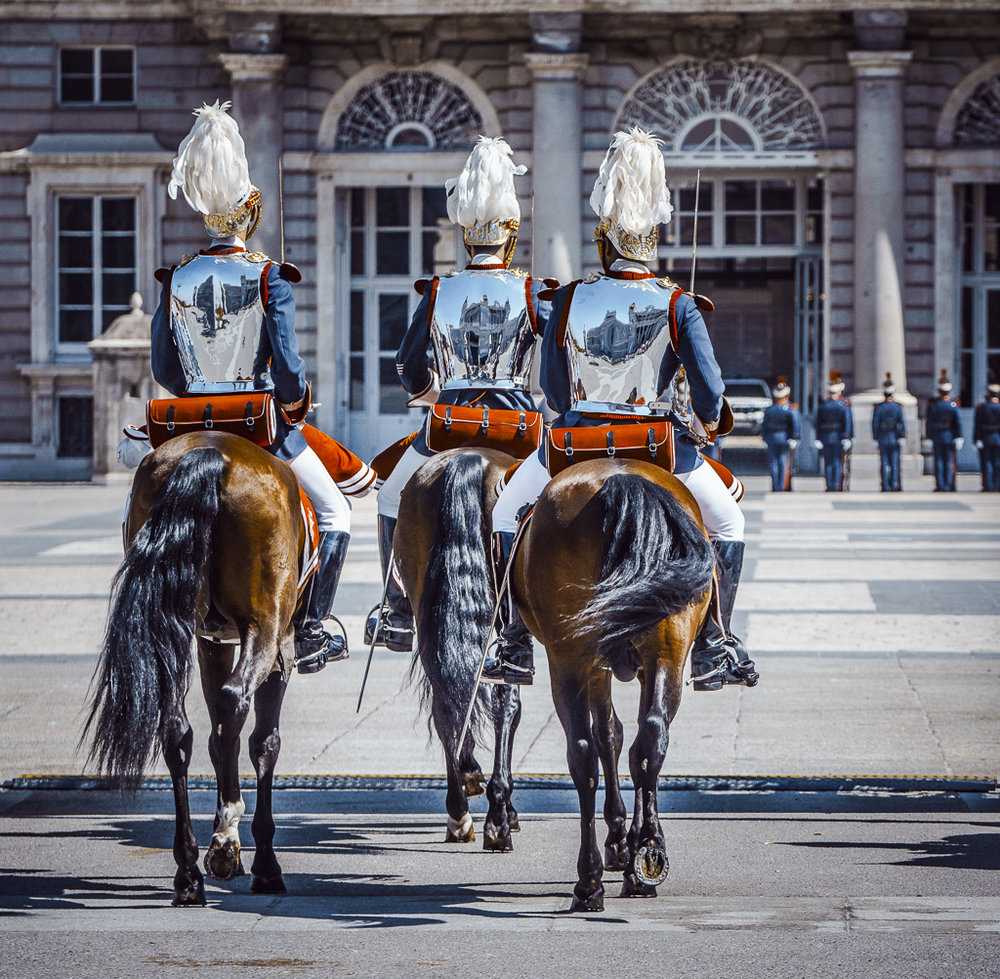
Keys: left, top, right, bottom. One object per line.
{"left": 82, "top": 446, "right": 225, "bottom": 789}
{"left": 569, "top": 472, "right": 715, "bottom": 657}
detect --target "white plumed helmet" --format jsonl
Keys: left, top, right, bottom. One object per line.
{"left": 590, "top": 127, "right": 673, "bottom": 261}
{"left": 168, "top": 100, "right": 261, "bottom": 239}
{"left": 446, "top": 135, "right": 527, "bottom": 247}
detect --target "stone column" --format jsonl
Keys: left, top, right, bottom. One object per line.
{"left": 848, "top": 50, "right": 912, "bottom": 395}
{"left": 524, "top": 51, "right": 589, "bottom": 284}
{"left": 218, "top": 52, "right": 289, "bottom": 261}
{"left": 847, "top": 49, "right": 919, "bottom": 457}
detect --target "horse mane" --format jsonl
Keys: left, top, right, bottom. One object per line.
{"left": 568, "top": 472, "right": 715, "bottom": 666}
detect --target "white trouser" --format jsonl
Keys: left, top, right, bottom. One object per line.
{"left": 675, "top": 459, "right": 744, "bottom": 542}
{"left": 377, "top": 443, "right": 431, "bottom": 519}
{"left": 289, "top": 446, "right": 352, "bottom": 533}
{"left": 492, "top": 454, "right": 743, "bottom": 543}
{"left": 491, "top": 451, "right": 551, "bottom": 534}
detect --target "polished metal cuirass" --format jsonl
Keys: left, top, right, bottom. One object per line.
{"left": 563, "top": 276, "right": 677, "bottom": 413}
{"left": 428, "top": 270, "right": 534, "bottom": 390}
{"left": 169, "top": 253, "right": 271, "bottom": 394}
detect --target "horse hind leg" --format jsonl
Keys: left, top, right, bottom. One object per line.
{"left": 161, "top": 710, "right": 205, "bottom": 906}
{"left": 247, "top": 666, "right": 289, "bottom": 894}
{"left": 483, "top": 685, "right": 522, "bottom": 853}
{"left": 199, "top": 637, "right": 252, "bottom": 883}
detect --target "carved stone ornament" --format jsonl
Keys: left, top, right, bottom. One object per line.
{"left": 954, "top": 74, "right": 1000, "bottom": 146}
{"left": 618, "top": 58, "right": 823, "bottom": 153}
{"left": 673, "top": 17, "right": 764, "bottom": 60}
{"left": 335, "top": 71, "right": 482, "bottom": 151}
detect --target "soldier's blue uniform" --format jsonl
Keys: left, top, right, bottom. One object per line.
{"left": 925, "top": 394, "right": 962, "bottom": 491}
{"left": 872, "top": 397, "right": 906, "bottom": 491}
{"left": 761, "top": 399, "right": 801, "bottom": 492}
{"left": 973, "top": 396, "right": 1000, "bottom": 492}
{"left": 815, "top": 396, "right": 854, "bottom": 491}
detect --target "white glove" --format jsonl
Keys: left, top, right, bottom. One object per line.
{"left": 788, "top": 440, "right": 799, "bottom": 450}
{"left": 813, "top": 440, "right": 823, "bottom": 450}
{"left": 898, "top": 438, "right": 906, "bottom": 447}
{"left": 841, "top": 439, "right": 853, "bottom": 450}
{"left": 117, "top": 433, "right": 152, "bottom": 469}
{"left": 975, "top": 440, "right": 984, "bottom": 450}
{"left": 954, "top": 438, "right": 964, "bottom": 450}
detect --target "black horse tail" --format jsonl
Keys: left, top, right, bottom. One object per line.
{"left": 82, "top": 447, "right": 226, "bottom": 789}
{"left": 571, "top": 472, "right": 715, "bottom": 657}
{"left": 411, "top": 452, "right": 494, "bottom": 740}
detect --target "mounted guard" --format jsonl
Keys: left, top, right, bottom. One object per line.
{"left": 149, "top": 100, "right": 354, "bottom": 675}
{"left": 490, "top": 126, "right": 757, "bottom": 691}
{"left": 367, "top": 135, "right": 552, "bottom": 654}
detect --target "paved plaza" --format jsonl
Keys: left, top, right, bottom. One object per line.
{"left": 0, "top": 465, "right": 998, "bottom": 977}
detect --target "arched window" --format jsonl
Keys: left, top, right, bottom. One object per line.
{"left": 335, "top": 71, "right": 483, "bottom": 151}
{"left": 618, "top": 59, "right": 824, "bottom": 154}
{"left": 953, "top": 73, "right": 1000, "bottom": 146}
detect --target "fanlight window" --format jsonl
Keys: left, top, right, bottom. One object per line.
{"left": 336, "top": 71, "right": 483, "bottom": 151}
{"left": 953, "top": 74, "right": 1000, "bottom": 146}
{"left": 618, "top": 60, "right": 823, "bottom": 154}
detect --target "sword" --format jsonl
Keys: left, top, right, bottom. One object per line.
{"left": 689, "top": 169, "right": 701, "bottom": 295}
{"left": 356, "top": 542, "right": 395, "bottom": 714}
{"left": 279, "top": 158, "right": 286, "bottom": 265}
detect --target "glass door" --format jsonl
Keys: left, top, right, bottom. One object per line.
{"left": 343, "top": 185, "right": 459, "bottom": 461}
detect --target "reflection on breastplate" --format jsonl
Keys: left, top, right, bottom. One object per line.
{"left": 429, "top": 270, "right": 534, "bottom": 390}
{"left": 169, "top": 254, "right": 271, "bottom": 394}
{"left": 563, "top": 276, "right": 676, "bottom": 411}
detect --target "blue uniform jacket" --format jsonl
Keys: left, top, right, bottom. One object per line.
{"left": 925, "top": 397, "right": 962, "bottom": 446}
{"left": 816, "top": 397, "right": 854, "bottom": 446}
{"left": 539, "top": 271, "right": 724, "bottom": 474}
{"left": 973, "top": 400, "right": 1000, "bottom": 446}
{"left": 761, "top": 401, "right": 801, "bottom": 447}
{"left": 395, "top": 268, "right": 551, "bottom": 416}
{"left": 872, "top": 399, "right": 905, "bottom": 444}
{"left": 150, "top": 250, "right": 308, "bottom": 461}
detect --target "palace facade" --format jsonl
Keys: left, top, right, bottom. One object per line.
{"left": 1, "top": 1, "right": 998, "bottom": 477}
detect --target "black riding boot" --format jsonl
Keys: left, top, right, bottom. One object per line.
{"left": 689, "top": 539, "right": 759, "bottom": 691}
{"left": 294, "top": 530, "right": 350, "bottom": 674}
{"left": 481, "top": 531, "right": 534, "bottom": 686}
{"left": 363, "top": 515, "right": 415, "bottom": 652}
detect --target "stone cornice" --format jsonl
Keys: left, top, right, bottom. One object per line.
{"left": 3, "top": 1, "right": 998, "bottom": 18}
{"left": 218, "top": 52, "right": 289, "bottom": 83}
{"left": 524, "top": 51, "right": 589, "bottom": 80}
{"left": 847, "top": 50, "right": 914, "bottom": 80}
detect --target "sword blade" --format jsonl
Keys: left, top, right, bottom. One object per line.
{"left": 356, "top": 542, "right": 396, "bottom": 714}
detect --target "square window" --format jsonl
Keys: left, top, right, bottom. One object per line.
{"left": 60, "top": 46, "right": 134, "bottom": 105}
{"left": 57, "top": 397, "right": 93, "bottom": 458}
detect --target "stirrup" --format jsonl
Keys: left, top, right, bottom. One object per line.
{"left": 363, "top": 604, "right": 414, "bottom": 653}
{"left": 481, "top": 639, "right": 534, "bottom": 687}
{"left": 295, "top": 616, "right": 349, "bottom": 674}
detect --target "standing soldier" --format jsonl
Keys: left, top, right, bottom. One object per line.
{"left": 925, "top": 369, "right": 963, "bottom": 492}
{"left": 150, "top": 101, "right": 353, "bottom": 675}
{"left": 368, "top": 136, "right": 551, "bottom": 653}
{"left": 973, "top": 372, "right": 1000, "bottom": 492}
{"left": 872, "top": 371, "right": 906, "bottom": 491}
{"left": 760, "top": 375, "right": 800, "bottom": 492}
{"left": 814, "top": 370, "right": 854, "bottom": 491}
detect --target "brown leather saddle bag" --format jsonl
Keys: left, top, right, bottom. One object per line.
{"left": 545, "top": 420, "right": 675, "bottom": 477}
{"left": 426, "top": 404, "right": 543, "bottom": 460}
{"left": 146, "top": 393, "right": 277, "bottom": 449}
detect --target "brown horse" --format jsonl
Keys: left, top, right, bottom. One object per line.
{"left": 83, "top": 431, "right": 304, "bottom": 905}
{"left": 394, "top": 447, "right": 522, "bottom": 850}
{"left": 511, "top": 458, "right": 716, "bottom": 912}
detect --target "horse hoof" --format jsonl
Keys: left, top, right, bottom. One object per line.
{"left": 250, "top": 872, "right": 287, "bottom": 895}
{"left": 507, "top": 809, "right": 520, "bottom": 833}
{"left": 172, "top": 872, "right": 206, "bottom": 907}
{"left": 445, "top": 812, "right": 475, "bottom": 843}
{"left": 634, "top": 845, "right": 669, "bottom": 886}
{"left": 204, "top": 839, "right": 242, "bottom": 881}
{"left": 621, "top": 873, "right": 658, "bottom": 898}
{"left": 463, "top": 770, "right": 486, "bottom": 798}
{"left": 569, "top": 888, "right": 605, "bottom": 913}
{"left": 604, "top": 843, "right": 630, "bottom": 872}
{"left": 482, "top": 828, "right": 513, "bottom": 853}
